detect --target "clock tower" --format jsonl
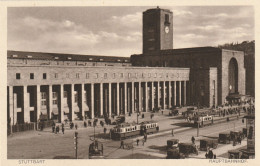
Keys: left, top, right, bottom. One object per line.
{"left": 143, "top": 7, "right": 173, "bottom": 54}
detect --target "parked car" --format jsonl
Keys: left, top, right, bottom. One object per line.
{"left": 200, "top": 138, "right": 218, "bottom": 151}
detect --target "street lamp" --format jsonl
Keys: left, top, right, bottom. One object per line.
{"left": 197, "top": 102, "right": 200, "bottom": 137}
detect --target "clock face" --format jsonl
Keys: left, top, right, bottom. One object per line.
{"left": 165, "top": 26, "right": 169, "bottom": 33}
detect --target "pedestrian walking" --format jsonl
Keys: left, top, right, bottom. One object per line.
{"left": 84, "top": 121, "right": 87, "bottom": 128}
{"left": 208, "top": 149, "right": 214, "bottom": 159}
{"left": 55, "top": 126, "right": 58, "bottom": 134}
{"left": 142, "top": 138, "right": 145, "bottom": 146}
{"left": 172, "top": 129, "right": 174, "bottom": 136}
{"left": 191, "top": 136, "right": 195, "bottom": 144}
{"left": 144, "top": 133, "right": 147, "bottom": 142}
{"left": 75, "top": 124, "right": 78, "bottom": 130}
{"left": 136, "top": 139, "right": 139, "bottom": 146}
{"left": 120, "top": 140, "right": 124, "bottom": 149}
{"left": 104, "top": 127, "right": 107, "bottom": 134}
{"left": 62, "top": 126, "right": 65, "bottom": 134}
{"left": 57, "top": 125, "right": 60, "bottom": 133}
{"left": 52, "top": 125, "right": 55, "bottom": 133}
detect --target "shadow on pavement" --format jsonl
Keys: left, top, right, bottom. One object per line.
{"left": 201, "top": 135, "right": 219, "bottom": 139}
{"left": 169, "top": 116, "right": 185, "bottom": 120}
{"left": 171, "top": 122, "right": 194, "bottom": 127}
{"left": 120, "top": 153, "right": 164, "bottom": 159}
{"left": 148, "top": 145, "right": 167, "bottom": 154}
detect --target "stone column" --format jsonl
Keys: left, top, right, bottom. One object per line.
{"left": 162, "top": 81, "right": 165, "bottom": 109}
{"left": 100, "top": 83, "right": 103, "bottom": 116}
{"left": 80, "top": 84, "right": 85, "bottom": 119}
{"left": 60, "top": 84, "right": 64, "bottom": 122}
{"left": 174, "top": 81, "right": 176, "bottom": 106}
{"left": 139, "top": 82, "right": 142, "bottom": 112}
{"left": 145, "top": 82, "right": 148, "bottom": 112}
{"left": 108, "top": 83, "right": 112, "bottom": 118}
{"left": 36, "top": 85, "right": 41, "bottom": 122}
{"left": 48, "top": 85, "right": 53, "bottom": 120}
{"left": 124, "top": 82, "right": 127, "bottom": 114}
{"left": 116, "top": 82, "right": 120, "bottom": 115}
{"left": 184, "top": 81, "right": 186, "bottom": 106}
{"left": 168, "top": 81, "right": 172, "bottom": 109}
{"left": 179, "top": 81, "right": 182, "bottom": 106}
{"left": 9, "top": 86, "right": 14, "bottom": 125}
{"left": 71, "top": 84, "right": 75, "bottom": 121}
{"left": 151, "top": 82, "right": 154, "bottom": 111}
{"left": 157, "top": 82, "right": 160, "bottom": 108}
{"left": 23, "top": 85, "right": 30, "bottom": 123}
{"left": 91, "top": 83, "right": 94, "bottom": 119}
{"left": 132, "top": 82, "right": 135, "bottom": 113}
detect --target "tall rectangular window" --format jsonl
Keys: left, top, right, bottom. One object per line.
{"left": 54, "top": 73, "right": 58, "bottom": 78}
{"left": 16, "top": 73, "right": 20, "bottom": 79}
{"left": 76, "top": 73, "right": 80, "bottom": 78}
{"left": 165, "top": 14, "right": 169, "bottom": 23}
{"left": 86, "top": 73, "right": 89, "bottom": 79}
{"left": 30, "top": 73, "right": 34, "bottom": 79}
{"left": 43, "top": 73, "right": 47, "bottom": 79}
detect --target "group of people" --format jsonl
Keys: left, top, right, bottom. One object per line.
{"left": 51, "top": 122, "right": 65, "bottom": 134}
{"left": 205, "top": 148, "right": 216, "bottom": 159}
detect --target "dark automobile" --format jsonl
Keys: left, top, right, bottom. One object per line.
{"left": 178, "top": 143, "right": 198, "bottom": 156}
{"left": 200, "top": 139, "right": 218, "bottom": 151}
{"left": 218, "top": 132, "right": 231, "bottom": 144}
{"left": 166, "top": 148, "right": 185, "bottom": 159}
{"left": 169, "top": 109, "right": 179, "bottom": 116}
{"left": 230, "top": 131, "right": 244, "bottom": 143}
{"left": 167, "top": 139, "right": 179, "bottom": 149}
{"left": 228, "top": 150, "right": 240, "bottom": 159}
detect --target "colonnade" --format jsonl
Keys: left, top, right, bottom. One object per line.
{"left": 8, "top": 81, "right": 189, "bottom": 124}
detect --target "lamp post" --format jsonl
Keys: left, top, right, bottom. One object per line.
{"left": 197, "top": 102, "right": 199, "bottom": 137}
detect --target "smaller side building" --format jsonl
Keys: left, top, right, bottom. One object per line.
{"left": 131, "top": 47, "right": 246, "bottom": 107}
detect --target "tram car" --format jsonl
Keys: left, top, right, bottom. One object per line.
{"left": 140, "top": 121, "right": 159, "bottom": 135}
{"left": 111, "top": 121, "right": 159, "bottom": 140}
{"left": 194, "top": 115, "right": 213, "bottom": 127}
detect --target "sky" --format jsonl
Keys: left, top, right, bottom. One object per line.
{"left": 7, "top": 6, "right": 254, "bottom": 57}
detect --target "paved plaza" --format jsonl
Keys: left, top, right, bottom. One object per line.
{"left": 8, "top": 107, "right": 247, "bottom": 159}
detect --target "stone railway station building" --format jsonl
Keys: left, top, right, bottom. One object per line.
{"left": 7, "top": 7, "right": 246, "bottom": 125}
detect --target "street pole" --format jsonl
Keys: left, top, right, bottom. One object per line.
{"left": 197, "top": 121, "right": 199, "bottom": 137}
{"left": 74, "top": 132, "right": 78, "bottom": 159}
{"left": 197, "top": 102, "right": 199, "bottom": 137}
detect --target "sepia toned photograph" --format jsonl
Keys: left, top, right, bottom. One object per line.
{"left": 6, "top": 5, "right": 255, "bottom": 160}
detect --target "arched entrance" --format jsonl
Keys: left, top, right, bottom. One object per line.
{"left": 228, "top": 58, "right": 238, "bottom": 94}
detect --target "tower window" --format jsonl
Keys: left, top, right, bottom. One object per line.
{"left": 16, "top": 73, "right": 21, "bottom": 79}
{"left": 30, "top": 73, "right": 34, "bottom": 79}
{"left": 165, "top": 14, "right": 169, "bottom": 23}
{"left": 43, "top": 73, "right": 47, "bottom": 79}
